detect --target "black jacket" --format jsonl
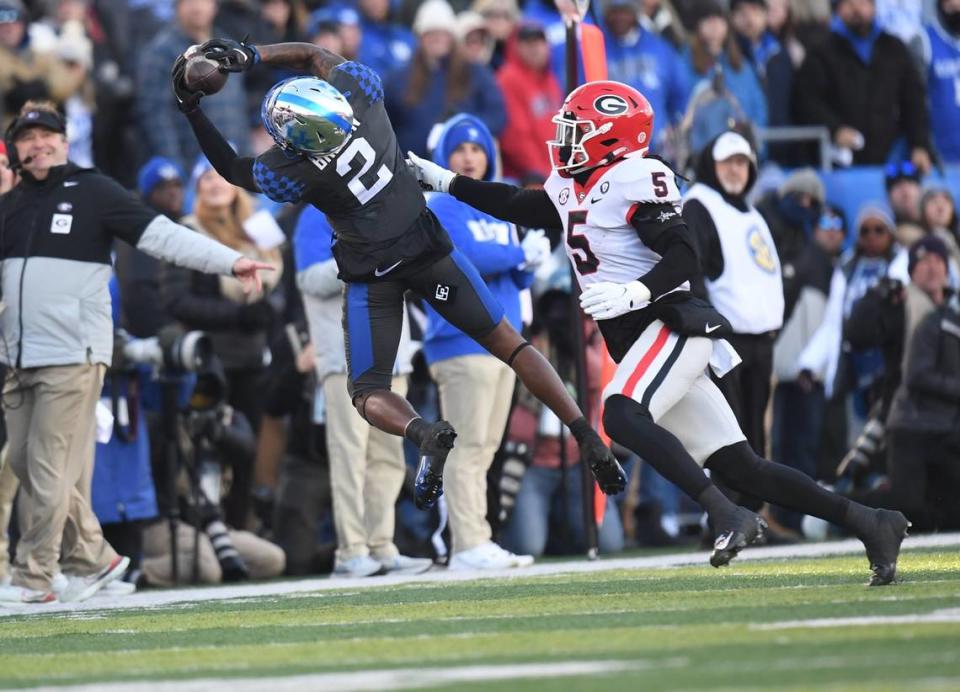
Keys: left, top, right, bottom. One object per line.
{"left": 162, "top": 256, "right": 275, "bottom": 372}
{"left": 887, "top": 301, "right": 960, "bottom": 433}
{"left": 844, "top": 280, "right": 906, "bottom": 414}
{"left": 793, "top": 30, "right": 930, "bottom": 165}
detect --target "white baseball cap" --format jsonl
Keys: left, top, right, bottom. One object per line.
{"left": 712, "top": 131, "right": 756, "bottom": 164}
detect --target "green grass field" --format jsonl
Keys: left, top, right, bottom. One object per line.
{"left": 1, "top": 546, "right": 959, "bottom": 690}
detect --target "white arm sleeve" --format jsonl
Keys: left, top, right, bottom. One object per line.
{"left": 797, "top": 267, "right": 847, "bottom": 396}
{"left": 136, "top": 215, "right": 242, "bottom": 275}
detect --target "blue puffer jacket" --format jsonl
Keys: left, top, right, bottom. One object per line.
{"left": 423, "top": 114, "right": 533, "bottom": 365}
{"left": 91, "top": 277, "right": 158, "bottom": 525}
{"left": 384, "top": 59, "right": 506, "bottom": 157}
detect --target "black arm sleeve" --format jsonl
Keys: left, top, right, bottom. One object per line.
{"left": 450, "top": 176, "right": 563, "bottom": 230}
{"left": 630, "top": 203, "right": 699, "bottom": 298}
{"left": 185, "top": 108, "right": 258, "bottom": 191}
{"left": 681, "top": 199, "right": 724, "bottom": 281}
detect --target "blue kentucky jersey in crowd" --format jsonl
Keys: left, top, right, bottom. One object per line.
{"left": 604, "top": 28, "right": 691, "bottom": 151}
{"left": 423, "top": 114, "right": 533, "bottom": 365}
{"left": 924, "top": 20, "right": 960, "bottom": 162}
{"left": 424, "top": 194, "right": 533, "bottom": 365}
{"left": 293, "top": 204, "right": 335, "bottom": 273}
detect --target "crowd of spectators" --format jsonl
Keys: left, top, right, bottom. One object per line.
{"left": 2, "top": 0, "right": 960, "bottom": 596}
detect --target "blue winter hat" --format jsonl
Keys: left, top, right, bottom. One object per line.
{"left": 431, "top": 113, "right": 498, "bottom": 181}
{"left": 137, "top": 156, "right": 185, "bottom": 197}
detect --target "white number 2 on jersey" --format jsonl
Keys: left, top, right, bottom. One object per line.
{"left": 336, "top": 137, "right": 393, "bottom": 204}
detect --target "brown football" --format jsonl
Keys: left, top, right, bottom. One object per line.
{"left": 184, "top": 56, "right": 228, "bottom": 95}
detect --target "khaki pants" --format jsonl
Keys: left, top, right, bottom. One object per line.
{"left": 431, "top": 355, "right": 515, "bottom": 555}
{"left": 324, "top": 373, "right": 407, "bottom": 563}
{"left": 141, "top": 520, "right": 286, "bottom": 586}
{"left": 4, "top": 364, "right": 116, "bottom": 590}
{"left": 0, "top": 447, "right": 19, "bottom": 580}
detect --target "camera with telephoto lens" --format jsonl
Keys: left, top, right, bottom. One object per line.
{"left": 118, "top": 325, "right": 213, "bottom": 374}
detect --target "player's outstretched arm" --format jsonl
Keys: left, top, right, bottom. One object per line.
{"left": 199, "top": 38, "right": 345, "bottom": 81}
{"left": 183, "top": 107, "right": 258, "bottom": 192}
{"left": 406, "top": 152, "right": 561, "bottom": 230}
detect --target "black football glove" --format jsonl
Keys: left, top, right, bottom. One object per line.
{"left": 199, "top": 37, "right": 259, "bottom": 73}
{"left": 171, "top": 54, "right": 203, "bottom": 113}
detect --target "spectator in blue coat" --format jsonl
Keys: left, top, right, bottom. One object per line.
{"left": 356, "top": 0, "right": 415, "bottom": 77}
{"left": 385, "top": 0, "right": 506, "bottom": 157}
{"left": 136, "top": 0, "right": 250, "bottom": 174}
{"left": 731, "top": 0, "right": 794, "bottom": 143}
{"left": 600, "top": 0, "right": 691, "bottom": 153}
{"left": 921, "top": 0, "right": 960, "bottom": 163}
{"left": 424, "top": 113, "right": 551, "bottom": 571}
{"left": 683, "top": 2, "right": 767, "bottom": 137}
{"left": 91, "top": 276, "right": 160, "bottom": 589}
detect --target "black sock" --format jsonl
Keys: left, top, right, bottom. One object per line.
{"left": 404, "top": 417, "right": 428, "bottom": 447}
{"left": 707, "top": 442, "right": 850, "bottom": 525}
{"left": 602, "top": 395, "right": 712, "bottom": 500}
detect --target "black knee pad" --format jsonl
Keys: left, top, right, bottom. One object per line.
{"left": 602, "top": 394, "right": 652, "bottom": 441}
{"left": 350, "top": 388, "right": 389, "bottom": 422}
{"left": 705, "top": 441, "right": 759, "bottom": 486}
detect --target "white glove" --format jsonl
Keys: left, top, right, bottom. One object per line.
{"left": 406, "top": 151, "right": 456, "bottom": 193}
{"left": 579, "top": 280, "right": 651, "bottom": 320}
{"left": 520, "top": 229, "right": 551, "bottom": 269}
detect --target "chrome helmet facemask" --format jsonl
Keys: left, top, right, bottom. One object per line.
{"left": 261, "top": 77, "right": 356, "bottom": 156}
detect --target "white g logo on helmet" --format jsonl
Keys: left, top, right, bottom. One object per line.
{"left": 594, "top": 95, "right": 628, "bottom": 115}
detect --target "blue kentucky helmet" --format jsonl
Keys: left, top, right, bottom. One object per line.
{"left": 261, "top": 76, "right": 356, "bottom": 156}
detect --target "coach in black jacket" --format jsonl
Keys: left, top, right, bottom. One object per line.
{"left": 0, "top": 102, "right": 270, "bottom": 604}
{"left": 793, "top": 0, "right": 932, "bottom": 170}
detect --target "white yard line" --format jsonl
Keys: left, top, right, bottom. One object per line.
{"left": 19, "top": 659, "right": 684, "bottom": 692}
{"left": 752, "top": 607, "right": 960, "bottom": 630}
{"left": 1, "top": 532, "right": 958, "bottom": 619}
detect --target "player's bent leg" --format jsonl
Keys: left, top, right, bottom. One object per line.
{"left": 706, "top": 441, "right": 910, "bottom": 585}
{"left": 602, "top": 394, "right": 765, "bottom": 567}
{"left": 411, "top": 251, "right": 624, "bottom": 495}
{"left": 351, "top": 389, "right": 456, "bottom": 511}
{"left": 478, "top": 321, "right": 626, "bottom": 495}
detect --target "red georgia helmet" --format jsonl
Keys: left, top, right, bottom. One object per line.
{"left": 547, "top": 80, "right": 655, "bottom": 175}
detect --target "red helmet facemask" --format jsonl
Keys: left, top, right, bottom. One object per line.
{"left": 547, "top": 80, "right": 655, "bottom": 176}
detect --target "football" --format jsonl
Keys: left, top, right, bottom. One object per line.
{"left": 184, "top": 55, "right": 228, "bottom": 95}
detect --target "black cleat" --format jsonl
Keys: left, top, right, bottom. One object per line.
{"left": 857, "top": 508, "right": 910, "bottom": 586}
{"left": 580, "top": 437, "right": 627, "bottom": 495}
{"left": 710, "top": 508, "right": 767, "bottom": 568}
{"left": 414, "top": 421, "right": 457, "bottom": 510}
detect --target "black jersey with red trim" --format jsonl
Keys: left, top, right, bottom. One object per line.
{"left": 252, "top": 61, "right": 446, "bottom": 281}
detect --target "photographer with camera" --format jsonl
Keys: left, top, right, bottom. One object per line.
{"left": 0, "top": 101, "right": 272, "bottom": 604}
{"left": 162, "top": 156, "right": 284, "bottom": 529}
{"left": 838, "top": 237, "right": 952, "bottom": 497}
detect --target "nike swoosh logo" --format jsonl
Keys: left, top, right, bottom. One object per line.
{"left": 590, "top": 196, "right": 602, "bottom": 204}
{"left": 63, "top": 181, "right": 78, "bottom": 187}
{"left": 705, "top": 324, "right": 721, "bottom": 334}
{"left": 374, "top": 260, "right": 403, "bottom": 277}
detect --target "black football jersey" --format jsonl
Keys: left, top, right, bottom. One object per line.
{"left": 253, "top": 61, "right": 437, "bottom": 280}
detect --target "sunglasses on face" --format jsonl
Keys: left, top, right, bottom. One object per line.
{"left": 859, "top": 223, "right": 889, "bottom": 237}
{"left": 818, "top": 215, "right": 844, "bottom": 232}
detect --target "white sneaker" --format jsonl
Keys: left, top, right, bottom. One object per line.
{"left": 378, "top": 554, "right": 433, "bottom": 576}
{"left": 96, "top": 579, "right": 137, "bottom": 597}
{"left": 51, "top": 572, "right": 69, "bottom": 596}
{"left": 0, "top": 583, "right": 56, "bottom": 604}
{"left": 332, "top": 554, "right": 386, "bottom": 578}
{"left": 448, "top": 542, "right": 534, "bottom": 571}
{"left": 58, "top": 556, "right": 130, "bottom": 604}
